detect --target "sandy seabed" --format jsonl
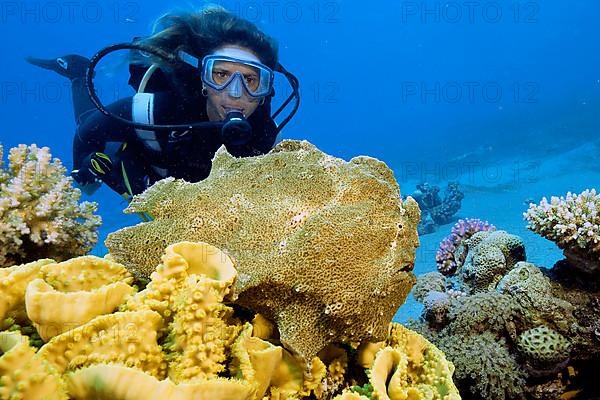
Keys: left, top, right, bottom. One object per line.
{"left": 394, "top": 140, "right": 600, "bottom": 323}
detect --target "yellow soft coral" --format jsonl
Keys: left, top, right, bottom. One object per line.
{"left": 303, "top": 357, "right": 327, "bottom": 397}
{"left": 124, "top": 241, "right": 236, "bottom": 320}
{"left": 166, "top": 271, "right": 241, "bottom": 382}
{"left": 370, "top": 347, "right": 413, "bottom": 400}
{"left": 333, "top": 393, "right": 371, "bottom": 400}
{"left": 0, "top": 258, "right": 51, "bottom": 321}
{"left": 357, "top": 341, "right": 386, "bottom": 368}
{"left": 252, "top": 313, "right": 276, "bottom": 340}
{"left": 0, "top": 331, "right": 67, "bottom": 400}
{"left": 230, "top": 323, "right": 328, "bottom": 400}
{"left": 313, "top": 345, "right": 348, "bottom": 398}
{"left": 230, "top": 323, "right": 283, "bottom": 399}
{"left": 106, "top": 140, "right": 420, "bottom": 362}
{"left": 66, "top": 364, "right": 254, "bottom": 400}
{"left": 25, "top": 256, "right": 134, "bottom": 341}
{"left": 365, "top": 323, "right": 460, "bottom": 400}
{"left": 39, "top": 255, "right": 133, "bottom": 291}
{"left": 37, "top": 310, "right": 166, "bottom": 378}
{"left": 267, "top": 348, "right": 306, "bottom": 398}
{"left": 123, "top": 241, "right": 242, "bottom": 382}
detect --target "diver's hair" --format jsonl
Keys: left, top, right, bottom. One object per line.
{"left": 138, "top": 5, "right": 278, "bottom": 69}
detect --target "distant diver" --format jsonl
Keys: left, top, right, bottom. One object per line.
{"left": 26, "top": 6, "right": 299, "bottom": 202}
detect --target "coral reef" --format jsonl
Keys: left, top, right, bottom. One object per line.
{"left": 335, "top": 323, "right": 460, "bottom": 400}
{"left": 0, "top": 331, "right": 67, "bottom": 399}
{"left": 0, "top": 258, "right": 52, "bottom": 321}
{"left": 0, "top": 144, "right": 101, "bottom": 268}
{"left": 436, "top": 218, "right": 496, "bottom": 276}
{"left": 66, "top": 364, "right": 255, "bottom": 399}
{"left": 25, "top": 256, "right": 135, "bottom": 341}
{"left": 445, "top": 292, "right": 528, "bottom": 337}
{"left": 163, "top": 244, "right": 242, "bottom": 382}
{"left": 496, "top": 262, "right": 576, "bottom": 335}
{"left": 412, "top": 271, "right": 447, "bottom": 303}
{"left": 106, "top": 140, "right": 420, "bottom": 362}
{"left": 413, "top": 220, "right": 600, "bottom": 399}
{"left": 0, "top": 241, "right": 459, "bottom": 400}
{"left": 524, "top": 189, "right": 600, "bottom": 274}
{"left": 461, "top": 230, "right": 526, "bottom": 292}
{"left": 412, "top": 182, "right": 464, "bottom": 235}
{"left": 37, "top": 310, "right": 167, "bottom": 377}
{"left": 517, "top": 326, "right": 571, "bottom": 377}
{"left": 435, "top": 332, "right": 526, "bottom": 400}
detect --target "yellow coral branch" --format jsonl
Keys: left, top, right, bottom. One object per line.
{"left": 0, "top": 258, "right": 51, "bottom": 321}
{"left": 37, "top": 310, "right": 166, "bottom": 378}
{"left": 67, "top": 364, "right": 255, "bottom": 400}
{"left": 25, "top": 256, "right": 135, "bottom": 341}
{"left": 0, "top": 331, "right": 67, "bottom": 400}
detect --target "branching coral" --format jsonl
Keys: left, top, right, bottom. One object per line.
{"left": 436, "top": 218, "right": 496, "bottom": 276}
{"left": 106, "top": 140, "right": 420, "bottom": 362}
{"left": 0, "top": 144, "right": 101, "bottom": 267}
{"left": 412, "top": 182, "right": 464, "bottom": 235}
{"left": 524, "top": 189, "right": 600, "bottom": 273}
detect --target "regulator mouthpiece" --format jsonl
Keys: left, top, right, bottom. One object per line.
{"left": 222, "top": 110, "right": 252, "bottom": 145}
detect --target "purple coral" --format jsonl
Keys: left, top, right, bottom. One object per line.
{"left": 436, "top": 218, "right": 496, "bottom": 276}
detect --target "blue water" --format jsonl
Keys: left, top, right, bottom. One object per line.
{"left": 1, "top": 1, "right": 599, "bottom": 316}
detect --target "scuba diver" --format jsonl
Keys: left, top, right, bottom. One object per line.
{"left": 26, "top": 6, "right": 299, "bottom": 201}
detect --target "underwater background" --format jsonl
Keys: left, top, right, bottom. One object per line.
{"left": 1, "top": 0, "right": 599, "bottom": 326}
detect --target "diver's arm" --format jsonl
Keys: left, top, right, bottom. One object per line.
{"left": 71, "top": 97, "right": 134, "bottom": 192}
{"left": 72, "top": 97, "right": 134, "bottom": 169}
{"left": 77, "top": 180, "right": 102, "bottom": 195}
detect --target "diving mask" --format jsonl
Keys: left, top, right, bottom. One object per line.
{"left": 201, "top": 55, "right": 274, "bottom": 98}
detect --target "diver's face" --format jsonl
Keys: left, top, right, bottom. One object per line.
{"left": 205, "top": 46, "right": 264, "bottom": 122}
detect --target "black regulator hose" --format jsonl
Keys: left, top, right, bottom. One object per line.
{"left": 85, "top": 42, "right": 225, "bottom": 132}
{"left": 85, "top": 42, "right": 300, "bottom": 134}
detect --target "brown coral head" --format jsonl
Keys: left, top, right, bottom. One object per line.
{"left": 563, "top": 246, "right": 600, "bottom": 275}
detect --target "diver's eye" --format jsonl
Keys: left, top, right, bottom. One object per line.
{"left": 212, "top": 70, "right": 231, "bottom": 84}
{"left": 244, "top": 75, "right": 259, "bottom": 90}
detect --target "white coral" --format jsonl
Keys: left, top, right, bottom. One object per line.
{"left": 0, "top": 144, "right": 102, "bottom": 267}
{"left": 524, "top": 189, "right": 600, "bottom": 255}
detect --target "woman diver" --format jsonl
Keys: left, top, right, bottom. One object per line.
{"left": 26, "top": 6, "right": 299, "bottom": 201}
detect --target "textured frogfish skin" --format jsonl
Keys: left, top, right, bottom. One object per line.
{"left": 106, "top": 140, "right": 420, "bottom": 362}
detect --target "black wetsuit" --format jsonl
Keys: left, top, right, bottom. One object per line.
{"left": 72, "top": 75, "right": 278, "bottom": 197}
